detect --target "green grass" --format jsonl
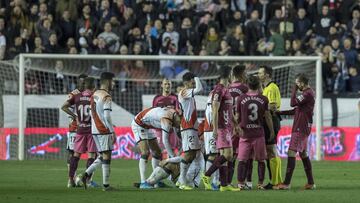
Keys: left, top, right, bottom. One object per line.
{"left": 0, "top": 160, "right": 359, "bottom": 203}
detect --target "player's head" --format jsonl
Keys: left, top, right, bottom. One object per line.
{"left": 77, "top": 74, "right": 88, "bottom": 91}
{"left": 182, "top": 72, "right": 195, "bottom": 88}
{"left": 247, "top": 75, "right": 260, "bottom": 91}
{"left": 161, "top": 78, "right": 172, "bottom": 95}
{"left": 295, "top": 73, "right": 309, "bottom": 91}
{"left": 258, "top": 65, "right": 273, "bottom": 82}
{"left": 232, "top": 65, "right": 246, "bottom": 82}
{"left": 84, "top": 77, "right": 95, "bottom": 91}
{"left": 100, "top": 72, "right": 115, "bottom": 91}
{"left": 218, "top": 65, "right": 232, "bottom": 82}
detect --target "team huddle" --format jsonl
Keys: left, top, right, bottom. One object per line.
{"left": 61, "top": 65, "right": 316, "bottom": 192}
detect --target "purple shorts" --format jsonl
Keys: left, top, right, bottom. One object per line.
{"left": 74, "top": 134, "right": 97, "bottom": 153}
{"left": 289, "top": 132, "right": 308, "bottom": 153}
{"left": 216, "top": 128, "right": 232, "bottom": 149}
{"left": 237, "top": 136, "right": 267, "bottom": 161}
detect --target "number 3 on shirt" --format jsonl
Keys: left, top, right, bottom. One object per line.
{"left": 248, "top": 103, "right": 258, "bottom": 121}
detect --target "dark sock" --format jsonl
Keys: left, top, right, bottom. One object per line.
{"left": 86, "top": 158, "right": 95, "bottom": 177}
{"left": 227, "top": 160, "right": 235, "bottom": 184}
{"left": 205, "top": 155, "right": 227, "bottom": 177}
{"left": 69, "top": 156, "right": 80, "bottom": 179}
{"left": 302, "top": 157, "right": 314, "bottom": 184}
{"left": 258, "top": 161, "right": 266, "bottom": 184}
{"left": 237, "top": 161, "right": 247, "bottom": 183}
{"left": 219, "top": 165, "right": 228, "bottom": 187}
{"left": 266, "top": 159, "right": 272, "bottom": 180}
{"left": 284, "top": 157, "right": 296, "bottom": 185}
{"left": 246, "top": 158, "right": 253, "bottom": 182}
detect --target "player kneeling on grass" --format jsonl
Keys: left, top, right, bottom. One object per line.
{"left": 236, "top": 75, "right": 275, "bottom": 190}
{"left": 132, "top": 106, "right": 181, "bottom": 189}
{"left": 202, "top": 66, "right": 240, "bottom": 192}
{"left": 61, "top": 77, "right": 98, "bottom": 188}
{"left": 134, "top": 157, "right": 182, "bottom": 188}
{"left": 274, "top": 74, "right": 315, "bottom": 190}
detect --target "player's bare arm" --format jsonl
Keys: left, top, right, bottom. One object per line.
{"left": 160, "top": 118, "right": 175, "bottom": 157}
{"left": 61, "top": 101, "right": 77, "bottom": 121}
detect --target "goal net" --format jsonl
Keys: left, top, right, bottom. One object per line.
{"left": 0, "top": 54, "right": 322, "bottom": 160}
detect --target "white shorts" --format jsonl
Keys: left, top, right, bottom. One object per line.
{"left": 181, "top": 129, "right": 201, "bottom": 152}
{"left": 204, "top": 131, "right": 217, "bottom": 155}
{"left": 66, "top": 132, "right": 76, "bottom": 151}
{"left": 131, "top": 121, "right": 156, "bottom": 143}
{"left": 92, "top": 134, "right": 113, "bottom": 152}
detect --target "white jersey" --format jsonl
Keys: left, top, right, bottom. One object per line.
{"left": 134, "top": 107, "right": 175, "bottom": 132}
{"left": 204, "top": 91, "right": 213, "bottom": 131}
{"left": 90, "top": 89, "right": 114, "bottom": 135}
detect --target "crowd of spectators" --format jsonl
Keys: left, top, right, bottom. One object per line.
{"left": 1, "top": 0, "right": 359, "bottom": 94}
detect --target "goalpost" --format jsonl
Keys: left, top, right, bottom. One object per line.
{"left": 12, "top": 54, "right": 322, "bottom": 161}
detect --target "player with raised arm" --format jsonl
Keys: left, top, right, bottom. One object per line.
{"left": 61, "top": 77, "right": 97, "bottom": 188}
{"left": 132, "top": 106, "right": 181, "bottom": 189}
{"left": 236, "top": 75, "right": 275, "bottom": 190}
{"left": 61, "top": 74, "right": 87, "bottom": 188}
{"left": 274, "top": 74, "right": 315, "bottom": 190}
{"left": 202, "top": 66, "right": 240, "bottom": 192}
{"left": 228, "top": 65, "right": 249, "bottom": 187}
{"left": 203, "top": 90, "right": 220, "bottom": 190}
{"left": 152, "top": 78, "right": 180, "bottom": 157}
{"left": 177, "top": 72, "right": 203, "bottom": 190}
{"left": 80, "top": 72, "right": 116, "bottom": 191}
{"left": 258, "top": 65, "right": 283, "bottom": 189}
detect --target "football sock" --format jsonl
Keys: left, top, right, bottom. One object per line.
{"left": 258, "top": 161, "right": 265, "bottom": 184}
{"left": 266, "top": 159, "right": 272, "bottom": 180}
{"left": 139, "top": 157, "right": 147, "bottom": 182}
{"left": 301, "top": 157, "right": 314, "bottom": 184}
{"left": 206, "top": 160, "right": 218, "bottom": 185}
{"left": 227, "top": 160, "right": 235, "bottom": 184}
{"left": 85, "top": 156, "right": 102, "bottom": 177}
{"left": 284, "top": 157, "right": 296, "bottom": 185}
{"left": 246, "top": 158, "right": 253, "bottom": 182}
{"left": 270, "top": 157, "right": 283, "bottom": 185}
{"left": 237, "top": 160, "right": 247, "bottom": 183}
{"left": 205, "top": 155, "right": 226, "bottom": 177}
{"left": 69, "top": 156, "right": 80, "bottom": 179}
{"left": 179, "top": 160, "right": 190, "bottom": 185}
{"left": 219, "top": 164, "right": 228, "bottom": 187}
{"left": 102, "top": 159, "right": 111, "bottom": 187}
{"left": 151, "top": 158, "right": 160, "bottom": 170}
{"left": 86, "top": 158, "right": 95, "bottom": 178}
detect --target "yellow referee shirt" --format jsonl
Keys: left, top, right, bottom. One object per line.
{"left": 263, "top": 82, "right": 281, "bottom": 110}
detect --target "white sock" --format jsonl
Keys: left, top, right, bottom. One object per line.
{"left": 102, "top": 163, "right": 110, "bottom": 186}
{"left": 85, "top": 157, "right": 102, "bottom": 175}
{"left": 151, "top": 158, "right": 160, "bottom": 170}
{"left": 179, "top": 161, "right": 190, "bottom": 185}
{"left": 188, "top": 152, "right": 204, "bottom": 187}
{"left": 139, "top": 158, "right": 147, "bottom": 183}
{"left": 147, "top": 167, "right": 169, "bottom": 185}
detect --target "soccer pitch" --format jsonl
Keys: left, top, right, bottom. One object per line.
{"left": 0, "top": 160, "right": 359, "bottom": 203}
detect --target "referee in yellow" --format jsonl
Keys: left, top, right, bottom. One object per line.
{"left": 258, "top": 65, "right": 282, "bottom": 189}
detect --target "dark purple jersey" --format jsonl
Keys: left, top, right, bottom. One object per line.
{"left": 280, "top": 87, "right": 315, "bottom": 136}
{"left": 237, "top": 92, "right": 269, "bottom": 138}
{"left": 152, "top": 93, "right": 179, "bottom": 110}
{"left": 212, "top": 84, "right": 233, "bottom": 130}
{"left": 68, "top": 89, "right": 92, "bottom": 134}
{"left": 229, "top": 81, "right": 249, "bottom": 112}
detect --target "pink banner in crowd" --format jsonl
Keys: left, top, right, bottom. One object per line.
{"left": 0, "top": 127, "right": 359, "bottom": 161}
